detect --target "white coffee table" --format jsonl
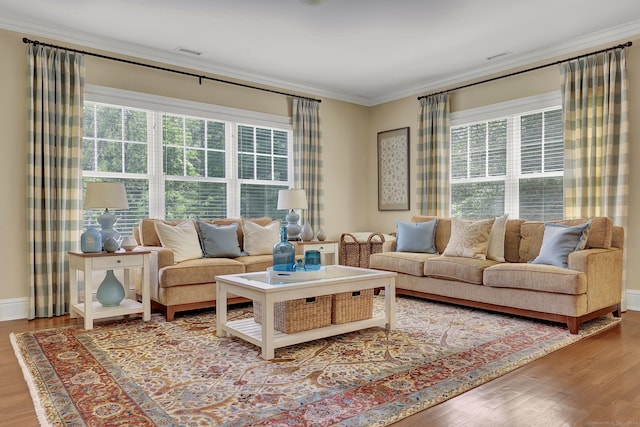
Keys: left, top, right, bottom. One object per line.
{"left": 215, "top": 265, "right": 396, "bottom": 359}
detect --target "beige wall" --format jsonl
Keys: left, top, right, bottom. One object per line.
{"left": 1, "top": 26, "right": 638, "bottom": 313}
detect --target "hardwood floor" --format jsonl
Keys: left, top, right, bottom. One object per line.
{"left": 2, "top": 309, "right": 639, "bottom": 427}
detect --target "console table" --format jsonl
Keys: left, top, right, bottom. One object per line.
{"left": 294, "top": 240, "right": 339, "bottom": 265}
{"left": 68, "top": 250, "right": 151, "bottom": 329}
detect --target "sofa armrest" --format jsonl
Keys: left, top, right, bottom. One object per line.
{"left": 568, "top": 248, "right": 622, "bottom": 311}
{"left": 136, "top": 245, "right": 175, "bottom": 269}
{"left": 382, "top": 240, "right": 396, "bottom": 252}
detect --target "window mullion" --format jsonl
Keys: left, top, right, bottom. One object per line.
{"left": 149, "top": 113, "right": 165, "bottom": 218}
{"left": 227, "top": 123, "right": 240, "bottom": 217}
{"left": 506, "top": 116, "right": 520, "bottom": 218}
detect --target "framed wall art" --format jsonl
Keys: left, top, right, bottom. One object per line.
{"left": 377, "top": 127, "right": 410, "bottom": 211}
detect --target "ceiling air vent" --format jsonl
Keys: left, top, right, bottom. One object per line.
{"left": 486, "top": 51, "right": 512, "bottom": 61}
{"left": 175, "top": 47, "right": 203, "bottom": 56}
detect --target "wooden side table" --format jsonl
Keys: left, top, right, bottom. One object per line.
{"left": 294, "top": 240, "right": 339, "bottom": 265}
{"left": 68, "top": 250, "right": 151, "bottom": 329}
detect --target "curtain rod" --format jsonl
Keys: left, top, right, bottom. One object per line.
{"left": 418, "top": 41, "right": 632, "bottom": 100}
{"left": 22, "top": 37, "right": 322, "bottom": 103}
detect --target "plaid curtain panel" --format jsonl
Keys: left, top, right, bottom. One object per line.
{"left": 27, "top": 45, "right": 85, "bottom": 318}
{"left": 560, "top": 48, "right": 629, "bottom": 309}
{"left": 417, "top": 94, "right": 450, "bottom": 216}
{"left": 292, "top": 98, "right": 323, "bottom": 231}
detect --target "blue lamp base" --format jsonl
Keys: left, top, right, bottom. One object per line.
{"left": 96, "top": 270, "right": 125, "bottom": 307}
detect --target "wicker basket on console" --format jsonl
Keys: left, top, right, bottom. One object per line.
{"left": 339, "top": 232, "right": 388, "bottom": 268}
{"left": 253, "top": 295, "right": 332, "bottom": 334}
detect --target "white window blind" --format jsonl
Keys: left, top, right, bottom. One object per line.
{"left": 450, "top": 92, "right": 563, "bottom": 221}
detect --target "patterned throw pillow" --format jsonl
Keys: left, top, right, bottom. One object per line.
{"left": 443, "top": 217, "right": 495, "bottom": 260}
{"left": 242, "top": 220, "right": 281, "bottom": 255}
{"left": 153, "top": 220, "right": 203, "bottom": 263}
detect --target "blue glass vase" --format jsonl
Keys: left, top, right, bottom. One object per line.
{"left": 273, "top": 226, "right": 295, "bottom": 271}
{"left": 81, "top": 226, "right": 102, "bottom": 253}
{"left": 96, "top": 270, "right": 125, "bottom": 307}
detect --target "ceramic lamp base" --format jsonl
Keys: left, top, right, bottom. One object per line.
{"left": 96, "top": 269, "right": 125, "bottom": 307}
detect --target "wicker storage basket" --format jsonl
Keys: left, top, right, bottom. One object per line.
{"left": 253, "top": 295, "right": 332, "bottom": 333}
{"left": 339, "top": 232, "right": 387, "bottom": 268}
{"left": 331, "top": 288, "right": 374, "bottom": 324}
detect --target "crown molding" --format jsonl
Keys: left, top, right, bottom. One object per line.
{"left": 2, "top": 15, "right": 639, "bottom": 107}
{"left": 371, "top": 19, "right": 640, "bottom": 106}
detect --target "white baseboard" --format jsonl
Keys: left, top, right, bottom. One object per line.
{"left": 625, "top": 290, "right": 640, "bottom": 312}
{"left": 2, "top": 289, "right": 639, "bottom": 322}
{"left": 0, "top": 297, "right": 29, "bottom": 321}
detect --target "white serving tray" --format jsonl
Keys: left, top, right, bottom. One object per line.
{"left": 266, "top": 266, "right": 326, "bottom": 283}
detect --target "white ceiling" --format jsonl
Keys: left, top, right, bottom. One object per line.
{"left": 2, "top": 0, "right": 640, "bottom": 106}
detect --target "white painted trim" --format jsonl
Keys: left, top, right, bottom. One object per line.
{"left": 0, "top": 298, "right": 29, "bottom": 321}
{"left": 451, "top": 91, "right": 562, "bottom": 125}
{"left": 85, "top": 85, "right": 292, "bottom": 129}
{"left": 625, "top": 290, "right": 640, "bottom": 312}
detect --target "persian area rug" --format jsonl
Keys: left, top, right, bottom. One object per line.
{"left": 12, "top": 296, "right": 619, "bottom": 427}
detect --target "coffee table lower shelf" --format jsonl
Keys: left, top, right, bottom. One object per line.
{"left": 222, "top": 315, "right": 388, "bottom": 350}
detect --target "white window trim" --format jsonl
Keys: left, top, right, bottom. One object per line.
{"left": 83, "top": 85, "right": 294, "bottom": 220}
{"left": 451, "top": 91, "right": 561, "bottom": 126}
{"left": 450, "top": 91, "right": 563, "bottom": 219}
{"left": 85, "top": 84, "right": 292, "bottom": 129}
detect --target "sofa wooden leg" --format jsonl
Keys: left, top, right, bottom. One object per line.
{"left": 567, "top": 318, "right": 579, "bottom": 334}
{"left": 613, "top": 304, "right": 622, "bottom": 317}
{"left": 166, "top": 307, "right": 176, "bottom": 322}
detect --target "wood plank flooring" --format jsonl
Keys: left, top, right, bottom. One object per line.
{"left": 1, "top": 308, "right": 638, "bottom": 427}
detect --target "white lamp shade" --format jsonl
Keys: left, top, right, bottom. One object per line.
{"left": 84, "top": 182, "right": 129, "bottom": 210}
{"left": 277, "top": 189, "right": 308, "bottom": 210}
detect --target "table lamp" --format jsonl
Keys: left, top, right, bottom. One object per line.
{"left": 277, "top": 189, "right": 308, "bottom": 240}
{"left": 84, "top": 182, "right": 129, "bottom": 244}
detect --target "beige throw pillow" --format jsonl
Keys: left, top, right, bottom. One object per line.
{"left": 443, "top": 217, "right": 495, "bottom": 260}
{"left": 486, "top": 214, "right": 508, "bottom": 262}
{"left": 153, "top": 220, "right": 203, "bottom": 263}
{"left": 242, "top": 219, "right": 281, "bottom": 255}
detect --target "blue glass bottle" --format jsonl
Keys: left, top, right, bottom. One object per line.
{"left": 273, "top": 226, "right": 295, "bottom": 271}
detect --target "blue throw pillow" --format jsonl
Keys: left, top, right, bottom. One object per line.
{"left": 196, "top": 221, "right": 242, "bottom": 258}
{"left": 530, "top": 220, "right": 592, "bottom": 268}
{"left": 395, "top": 219, "right": 439, "bottom": 253}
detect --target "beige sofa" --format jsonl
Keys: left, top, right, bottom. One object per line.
{"left": 134, "top": 217, "right": 275, "bottom": 321}
{"left": 369, "top": 216, "right": 623, "bottom": 334}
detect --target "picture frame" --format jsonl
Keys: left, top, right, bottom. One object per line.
{"left": 377, "top": 127, "right": 410, "bottom": 211}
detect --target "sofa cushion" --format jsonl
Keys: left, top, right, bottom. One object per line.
{"left": 443, "top": 217, "right": 495, "bottom": 260}
{"left": 487, "top": 214, "right": 508, "bottom": 262}
{"left": 483, "top": 263, "right": 587, "bottom": 295}
{"left": 159, "top": 258, "right": 245, "bottom": 288}
{"left": 196, "top": 221, "right": 242, "bottom": 258}
{"left": 242, "top": 219, "right": 281, "bottom": 255}
{"left": 425, "top": 256, "right": 499, "bottom": 285}
{"left": 369, "top": 251, "right": 439, "bottom": 276}
{"left": 235, "top": 254, "right": 274, "bottom": 273}
{"left": 139, "top": 217, "right": 273, "bottom": 250}
{"left": 395, "top": 218, "right": 439, "bottom": 253}
{"left": 153, "top": 220, "right": 203, "bottom": 263}
{"left": 519, "top": 217, "right": 612, "bottom": 262}
{"left": 530, "top": 221, "right": 591, "bottom": 268}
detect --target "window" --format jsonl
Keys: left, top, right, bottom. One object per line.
{"left": 82, "top": 86, "right": 293, "bottom": 236}
{"left": 450, "top": 92, "right": 563, "bottom": 221}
